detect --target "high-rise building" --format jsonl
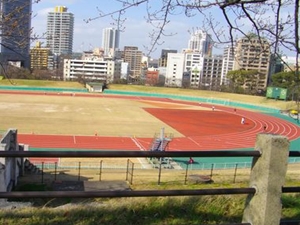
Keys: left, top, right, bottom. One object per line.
{"left": 202, "top": 55, "right": 223, "bottom": 90}
{"left": 234, "top": 36, "right": 271, "bottom": 90}
{"left": 0, "top": 0, "right": 32, "bottom": 68}
{"left": 182, "top": 52, "right": 223, "bottom": 89}
{"left": 184, "top": 52, "right": 204, "bottom": 88}
{"left": 101, "top": 28, "right": 120, "bottom": 57}
{"left": 165, "top": 53, "right": 185, "bottom": 87}
{"left": 30, "top": 42, "right": 51, "bottom": 70}
{"left": 113, "top": 59, "right": 128, "bottom": 81}
{"left": 47, "top": 6, "right": 74, "bottom": 55}
{"left": 221, "top": 46, "right": 235, "bottom": 85}
{"left": 188, "top": 30, "right": 213, "bottom": 56}
{"left": 159, "top": 49, "right": 177, "bottom": 67}
{"left": 123, "top": 46, "right": 142, "bottom": 78}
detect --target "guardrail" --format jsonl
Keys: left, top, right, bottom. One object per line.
{"left": 0, "top": 132, "right": 300, "bottom": 225}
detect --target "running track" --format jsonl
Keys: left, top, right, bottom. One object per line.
{"left": 11, "top": 92, "right": 300, "bottom": 152}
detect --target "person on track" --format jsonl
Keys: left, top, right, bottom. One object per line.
{"left": 241, "top": 117, "right": 245, "bottom": 124}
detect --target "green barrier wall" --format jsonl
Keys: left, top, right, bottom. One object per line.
{"left": 104, "top": 89, "right": 281, "bottom": 113}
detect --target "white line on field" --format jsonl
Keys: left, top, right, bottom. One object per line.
{"left": 138, "top": 158, "right": 146, "bottom": 169}
{"left": 131, "top": 137, "right": 145, "bottom": 151}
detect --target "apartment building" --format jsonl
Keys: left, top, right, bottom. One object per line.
{"left": 234, "top": 36, "right": 271, "bottom": 90}
{"left": 30, "top": 42, "right": 51, "bottom": 70}
{"left": 221, "top": 46, "right": 235, "bottom": 85}
{"left": 165, "top": 53, "right": 185, "bottom": 87}
{"left": 184, "top": 52, "right": 204, "bottom": 88}
{"left": 63, "top": 58, "right": 114, "bottom": 82}
{"left": 123, "top": 46, "right": 143, "bottom": 79}
{"left": 47, "top": 6, "right": 74, "bottom": 55}
{"left": 159, "top": 49, "right": 178, "bottom": 67}
{"left": 114, "top": 60, "right": 129, "bottom": 81}
{"left": 202, "top": 56, "right": 223, "bottom": 90}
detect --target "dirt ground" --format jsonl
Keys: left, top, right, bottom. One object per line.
{"left": 18, "top": 161, "right": 300, "bottom": 190}
{"left": 58, "top": 157, "right": 152, "bottom": 169}
{"left": 0, "top": 94, "right": 198, "bottom": 137}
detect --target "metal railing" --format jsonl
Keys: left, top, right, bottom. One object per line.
{"left": 1, "top": 134, "right": 300, "bottom": 225}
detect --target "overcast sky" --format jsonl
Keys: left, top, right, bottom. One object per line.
{"left": 32, "top": 0, "right": 296, "bottom": 61}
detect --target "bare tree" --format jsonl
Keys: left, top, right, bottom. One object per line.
{"left": 88, "top": 0, "right": 300, "bottom": 115}
{"left": 0, "top": 0, "right": 43, "bottom": 83}
{"left": 87, "top": 1, "right": 298, "bottom": 63}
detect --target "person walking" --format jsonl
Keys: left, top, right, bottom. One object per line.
{"left": 188, "top": 157, "right": 194, "bottom": 164}
{"left": 263, "top": 124, "right": 267, "bottom": 131}
{"left": 241, "top": 117, "right": 245, "bottom": 124}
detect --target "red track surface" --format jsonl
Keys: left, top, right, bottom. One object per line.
{"left": 11, "top": 92, "right": 300, "bottom": 152}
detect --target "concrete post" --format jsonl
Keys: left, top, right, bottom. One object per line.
{"left": 242, "top": 133, "right": 290, "bottom": 225}
{"left": 0, "top": 163, "right": 6, "bottom": 192}
{"left": 18, "top": 144, "right": 28, "bottom": 177}
{"left": 0, "top": 163, "right": 6, "bottom": 203}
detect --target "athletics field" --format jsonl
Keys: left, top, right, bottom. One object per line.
{"left": 1, "top": 89, "right": 299, "bottom": 169}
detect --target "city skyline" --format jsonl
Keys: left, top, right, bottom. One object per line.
{"left": 31, "top": 1, "right": 215, "bottom": 58}
{"left": 31, "top": 1, "right": 297, "bottom": 61}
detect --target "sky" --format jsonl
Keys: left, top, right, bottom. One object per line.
{"left": 32, "top": 0, "right": 195, "bottom": 58}
{"left": 31, "top": 0, "right": 297, "bottom": 61}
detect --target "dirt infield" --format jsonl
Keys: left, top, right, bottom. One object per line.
{"left": 0, "top": 93, "right": 182, "bottom": 137}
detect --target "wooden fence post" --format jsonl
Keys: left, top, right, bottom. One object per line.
{"left": 242, "top": 133, "right": 289, "bottom": 225}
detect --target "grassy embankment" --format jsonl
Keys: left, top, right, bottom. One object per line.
{"left": 0, "top": 79, "right": 299, "bottom": 224}
{"left": 0, "top": 79, "right": 297, "bottom": 110}
{"left": 0, "top": 79, "right": 83, "bottom": 88}
{"left": 1, "top": 181, "right": 300, "bottom": 225}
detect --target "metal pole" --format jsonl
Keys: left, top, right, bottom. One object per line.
{"left": 158, "top": 160, "right": 162, "bottom": 185}
{"left": 160, "top": 128, "right": 164, "bottom": 152}
{"left": 99, "top": 160, "right": 103, "bottom": 181}
{"left": 158, "top": 128, "right": 165, "bottom": 185}
{"left": 0, "top": 187, "right": 256, "bottom": 199}
{"left": 41, "top": 162, "right": 44, "bottom": 184}
{"left": 210, "top": 163, "right": 214, "bottom": 179}
{"left": 130, "top": 163, "right": 134, "bottom": 185}
{"left": 78, "top": 162, "right": 81, "bottom": 181}
{"left": 54, "top": 162, "right": 57, "bottom": 181}
{"left": 184, "top": 163, "right": 189, "bottom": 185}
{"left": 233, "top": 163, "right": 238, "bottom": 183}
{"left": 126, "top": 159, "right": 129, "bottom": 181}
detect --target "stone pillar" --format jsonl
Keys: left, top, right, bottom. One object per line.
{"left": 242, "top": 133, "right": 290, "bottom": 225}
{"left": 18, "top": 144, "right": 29, "bottom": 177}
{"left": 0, "top": 163, "right": 6, "bottom": 203}
{"left": 0, "top": 163, "right": 6, "bottom": 191}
